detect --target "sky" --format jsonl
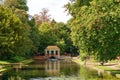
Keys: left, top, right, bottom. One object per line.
{"left": 27, "top": 0, "right": 71, "bottom": 23}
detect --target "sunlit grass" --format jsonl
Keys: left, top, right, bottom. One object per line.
{"left": 0, "top": 68, "right": 6, "bottom": 72}
{"left": 21, "top": 59, "right": 34, "bottom": 64}
{"left": 0, "top": 59, "right": 33, "bottom": 65}
{"left": 116, "top": 66, "right": 120, "bottom": 68}
{"left": 96, "top": 66, "right": 113, "bottom": 71}
{"left": 0, "top": 61, "right": 10, "bottom": 64}
{"left": 96, "top": 65, "right": 120, "bottom": 75}
{"left": 110, "top": 70, "right": 120, "bottom": 74}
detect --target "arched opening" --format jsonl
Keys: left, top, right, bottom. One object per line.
{"left": 49, "top": 56, "right": 56, "bottom": 59}
{"left": 45, "top": 46, "right": 60, "bottom": 59}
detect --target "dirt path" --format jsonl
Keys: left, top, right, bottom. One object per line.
{"left": 107, "top": 65, "right": 120, "bottom": 70}
{"left": 73, "top": 58, "right": 120, "bottom": 70}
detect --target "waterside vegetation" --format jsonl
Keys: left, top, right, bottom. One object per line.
{"left": 0, "top": 0, "right": 120, "bottom": 78}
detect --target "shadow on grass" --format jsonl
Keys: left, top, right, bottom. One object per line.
{"left": 106, "top": 70, "right": 120, "bottom": 76}
{"left": 98, "top": 63, "right": 117, "bottom": 66}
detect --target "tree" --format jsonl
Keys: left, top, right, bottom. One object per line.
{"left": 4, "top": 0, "right": 28, "bottom": 11}
{"left": 54, "top": 22, "right": 78, "bottom": 54}
{"left": 1, "top": 0, "right": 34, "bottom": 60}
{"left": 4, "top": 0, "right": 29, "bottom": 23}
{"left": 28, "top": 18, "right": 40, "bottom": 55}
{"left": 37, "top": 20, "right": 77, "bottom": 54}
{"left": 34, "top": 8, "right": 51, "bottom": 25}
{"left": 38, "top": 22, "right": 57, "bottom": 53}
{"left": 0, "top": 5, "right": 32, "bottom": 59}
{"left": 65, "top": 0, "right": 120, "bottom": 64}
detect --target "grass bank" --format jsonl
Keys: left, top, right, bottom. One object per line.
{"left": 0, "top": 61, "right": 11, "bottom": 72}
{"left": 21, "top": 59, "right": 34, "bottom": 64}
{"left": 0, "top": 61, "right": 10, "bottom": 65}
{"left": 0, "top": 59, "right": 34, "bottom": 72}
{"left": 72, "top": 58, "right": 120, "bottom": 78}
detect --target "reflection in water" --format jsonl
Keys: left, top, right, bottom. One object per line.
{"left": 98, "top": 70, "right": 103, "bottom": 78}
{"left": 0, "top": 60, "right": 119, "bottom": 80}
{"left": 45, "top": 60, "right": 60, "bottom": 76}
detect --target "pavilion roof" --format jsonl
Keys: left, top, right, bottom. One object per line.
{"left": 45, "top": 46, "right": 60, "bottom": 50}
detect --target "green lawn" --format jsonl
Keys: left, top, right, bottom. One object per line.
{"left": 110, "top": 70, "right": 120, "bottom": 74}
{"left": 0, "top": 59, "right": 33, "bottom": 65}
{"left": 0, "top": 59, "right": 33, "bottom": 72}
{"left": 21, "top": 59, "right": 34, "bottom": 64}
{"left": 116, "top": 66, "right": 120, "bottom": 68}
{"left": 0, "top": 61, "right": 10, "bottom": 64}
{"left": 96, "top": 65, "right": 120, "bottom": 74}
{"left": 96, "top": 65, "right": 113, "bottom": 70}
{"left": 0, "top": 68, "right": 6, "bottom": 72}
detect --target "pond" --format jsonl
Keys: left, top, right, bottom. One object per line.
{"left": 0, "top": 60, "right": 119, "bottom": 80}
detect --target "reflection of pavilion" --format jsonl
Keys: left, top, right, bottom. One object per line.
{"left": 45, "top": 46, "right": 60, "bottom": 59}
{"left": 45, "top": 61, "right": 60, "bottom": 76}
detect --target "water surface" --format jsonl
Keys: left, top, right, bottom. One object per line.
{"left": 0, "top": 60, "right": 119, "bottom": 80}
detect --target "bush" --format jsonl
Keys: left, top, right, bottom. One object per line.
{"left": 12, "top": 56, "right": 25, "bottom": 62}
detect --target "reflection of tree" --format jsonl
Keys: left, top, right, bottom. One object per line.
{"left": 60, "top": 61, "right": 80, "bottom": 76}
{"left": 2, "top": 61, "right": 119, "bottom": 80}
{"left": 1, "top": 66, "right": 46, "bottom": 80}
{"left": 79, "top": 67, "right": 118, "bottom": 80}
{"left": 8, "top": 75, "right": 22, "bottom": 80}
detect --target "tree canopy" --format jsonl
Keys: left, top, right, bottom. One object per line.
{"left": 0, "top": 0, "right": 119, "bottom": 63}
{"left": 65, "top": 0, "right": 120, "bottom": 63}
{"left": 0, "top": 5, "right": 32, "bottom": 59}
{"left": 0, "top": 0, "right": 33, "bottom": 60}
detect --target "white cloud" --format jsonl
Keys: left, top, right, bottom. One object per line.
{"left": 27, "top": 0, "right": 71, "bottom": 23}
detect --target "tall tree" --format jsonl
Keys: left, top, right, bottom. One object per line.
{"left": 0, "top": 5, "right": 32, "bottom": 59}
{"left": 2, "top": 0, "right": 33, "bottom": 59}
{"left": 38, "top": 22, "right": 57, "bottom": 53}
{"left": 4, "top": 0, "right": 29, "bottom": 23}
{"left": 4, "top": 0, "right": 28, "bottom": 11}
{"left": 38, "top": 21, "right": 78, "bottom": 54}
{"left": 65, "top": 0, "right": 120, "bottom": 64}
{"left": 34, "top": 8, "right": 51, "bottom": 25}
{"left": 28, "top": 18, "right": 40, "bottom": 54}
{"left": 54, "top": 22, "right": 78, "bottom": 54}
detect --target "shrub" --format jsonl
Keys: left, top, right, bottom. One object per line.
{"left": 12, "top": 56, "right": 25, "bottom": 62}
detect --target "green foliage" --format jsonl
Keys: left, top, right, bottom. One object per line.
{"left": 33, "top": 7, "right": 78, "bottom": 55}
{"left": 11, "top": 56, "right": 24, "bottom": 62}
{"left": 96, "top": 66, "right": 113, "bottom": 71}
{"left": 54, "top": 22, "right": 78, "bottom": 54}
{"left": 2, "top": 0, "right": 35, "bottom": 59}
{"left": 4, "top": 0, "right": 28, "bottom": 11}
{"left": 0, "top": 61, "right": 10, "bottom": 64}
{"left": 38, "top": 22, "right": 57, "bottom": 53}
{"left": 17, "top": 0, "right": 28, "bottom": 11}
{"left": 0, "top": 5, "right": 33, "bottom": 59}
{"left": 28, "top": 18, "right": 40, "bottom": 54}
{"left": 0, "top": 5, "right": 21, "bottom": 58}
{"left": 4, "top": 0, "right": 29, "bottom": 24}
{"left": 66, "top": 0, "right": 120, "bottom": 62}
{"left": 37, "top": 21, "right": 78, "bottom": 54}
{"left": 21, "top": 59, "right": 33, "bottom": 64}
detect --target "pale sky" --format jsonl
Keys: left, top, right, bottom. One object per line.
{"left": 27, "top": 0, "right": 71, "bottom": 23}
